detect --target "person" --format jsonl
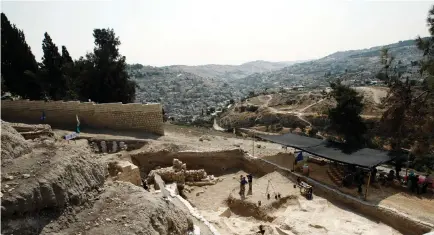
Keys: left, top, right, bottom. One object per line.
{"left": 141, "top": 179, "right": 149, "bottom": 191}
{"left": 410, "top": 173, "right": 418, "bottom": 193}
{"left": 357, "top": 172, "right": 364, "bottom": 194}
{"left": 40, "top": 111, "right": 46, "bottom": 122}
{"left": 240, "top": 176, "right": 248, "bottom": 199}
{"left": 395, "top": 160, "right": 402, "bottom": 180}
{"left": 76, "top": 115, "right": 81, "bottom": 133}
{"left": 303, "top": 163, "right": 310, "bottom": 176}
{"left": 297, "top": 177, "right": 302, "bottom": 185}
{"left": 307, "top": 188, "right": 313, "bottom": 200}
{"left": 371, "top": 167, "right": 377, "bottom": 183}
{"left": 247, "top": 174, "right": 253, "bottom": 191}
{"left": 239, "top": 175, "right": 244, "bottom": 195}
{"left": 414, "top": 175, "right": 421, "bottom": 194}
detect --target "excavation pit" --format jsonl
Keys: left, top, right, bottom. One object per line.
{"left": 226, "top": 172, "right": 298, "bottom": 222}
{"left": 130, "top": 149, "right": 434, "bottom": 235}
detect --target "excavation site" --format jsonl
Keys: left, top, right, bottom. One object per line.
{"left": 2, "top": 120, "right": 433, "bottom": 235}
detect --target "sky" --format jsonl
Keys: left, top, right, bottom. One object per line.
{"left": 1, "top": 0, "right": 433, "bottom": 66}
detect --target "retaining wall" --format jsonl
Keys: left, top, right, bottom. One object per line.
{"left": 1, "top": 100, "right": 164, "bottom": 135}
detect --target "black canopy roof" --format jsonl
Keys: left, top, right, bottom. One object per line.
{"left": 258, "top": 133, "right": 401, "bottom": 168}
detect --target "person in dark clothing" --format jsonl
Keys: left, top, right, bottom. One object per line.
{"left": 414, "top": 175, "right": 421, "bottom": 194}
{"left": 141, "top": 179, "right": 149, "bottom": 191}
{"left": 240, "top": 176, "right": 248, "bottom": 199}
{"left": 410, "top": 174, "right": 419, "bottom": 193}
{"left": 371, "top": 167, "right": 377, "bottom": 183}
{"left": 41, "top": 111, "right": 46, "bottom": 122}
{"left": 247, "top": 174, "right": 253, "bottom": 191}
{"left": 357, "top": 173, "right": 364, "bottom": 194}
{"left": 395, "top": 161, "right": 402, "bottom": 180}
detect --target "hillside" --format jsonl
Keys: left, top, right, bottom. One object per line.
{"left": 167, "top": 60, "right": 302, "bottom": 81}
{"left": 217, "top": 86, "right": 388, "bottom": 130}
{"left": 129, "top": 66, "right": 243, "bottom": 122}
{"left": 232, "top": 38, "right": 424, "bottom": 92}
{"left": 128, "top": 38, "right": 425, "bottom": 123}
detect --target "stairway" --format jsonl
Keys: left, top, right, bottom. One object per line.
{"left": 326, "top": 164, "right": 345, "bottom": 187}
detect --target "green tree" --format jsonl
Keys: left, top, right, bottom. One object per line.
{"left": 1, "top": 13, "right": 42, "bottom": 99}
{"left": 61, "top": 45, "right": 73, "bottom": 64}
{"left": 327, "top": 80, "right": 366, "bottom": 146}
{"left": 377, "top": 6, "right": 434, "bottom": 155}
{"left": 61, "top": 46, "right": 79, "bottom": 100}
{"left": 40, "top": 32, "right": 65, "bottom": 100}
{"left": 83, "top": 28, "right": 136, "bottom": 103}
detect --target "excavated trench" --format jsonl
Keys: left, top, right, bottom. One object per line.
{"left": 130, "top": 149, "right": 434, "bottom": 235}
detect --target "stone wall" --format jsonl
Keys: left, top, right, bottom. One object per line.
{"left": 131, "top": 149, "right": 245, "bottom": 177}
{"left": 1, "top": 100, "right": 164, "bottom": 135}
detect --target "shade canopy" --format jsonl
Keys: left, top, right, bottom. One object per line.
{"left": 258, "top": 133, "right": 401, "bottom": 168}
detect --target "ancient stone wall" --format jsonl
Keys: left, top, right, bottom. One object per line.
{"left": 131, "top": 149, "right": 245, "bottom": 177}
{"left": 1, "top": 100, "right": 164, "bottom": 135}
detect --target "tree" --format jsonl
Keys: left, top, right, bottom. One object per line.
{"left": 61, "top": 45, "right": 78, "bottom": 100}
{"left": 40, "top": 32, "right": 65, "bottom": 100}
{"left": 327, "top": 80, "right": 366, "bottom": 146}
{"left": 377, "top": 5, "right": 434, "bottom": 155}
{"left": 1, "top": 13, "right": 42, "bottom": 99}
{"left": 83, "top": 28, "right": 136, "bottom": 103}
{"left": 61, "top": 45, "right": 73, "bottom": 64}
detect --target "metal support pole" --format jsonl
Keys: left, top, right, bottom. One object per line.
{"left": 405, "top": 152, "right": 410, "bottom": 177}
{"left": 364, "top": 170, "right": 372, "bottom": 201}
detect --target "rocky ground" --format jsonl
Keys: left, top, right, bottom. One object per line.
{"left": 1, "top": 121, "right": 433, "bottom": 235}
{"left": 0, "top": 121, "right": 196, "bottom": 235}
{"left": 185, "top": 171, "right": 402, "bottom": 235}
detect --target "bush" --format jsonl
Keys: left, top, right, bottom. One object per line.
{"left": 246, "top": 105, "right": 259, "bottom": 112}
{"left": 308, "top": 127, "right": 319, "bottom": 137}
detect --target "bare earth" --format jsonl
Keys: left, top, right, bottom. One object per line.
{"left": 2, "top": 120, "right": 433, "bottom": 235}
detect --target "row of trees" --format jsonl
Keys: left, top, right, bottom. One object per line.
{"left": 327, "top": 5, "right": 434, "bottom": 161}
{"left": 1, "top": 13, "right": 137, "bottom": 103}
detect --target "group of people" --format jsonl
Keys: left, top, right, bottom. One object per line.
{"left": 405, "top": 171, "right": 431, "bottom": 194}
{"left": 239, "top": 174, "right": 253, "bottom": 199}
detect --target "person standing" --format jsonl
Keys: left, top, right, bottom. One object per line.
{"left": 247, "top": 174, "right": 253, "bottom": 192}
{"left": 357, "top": 172, "right": 364, "bottom": 194}
{"left": 76, "top": 115, "right": 80, "bottom": 133}
{"left": 240, "top": 176, "right": 248, "bottom": 199}
{"left": 41, "top": 111, "right": 46, "bottom": 123}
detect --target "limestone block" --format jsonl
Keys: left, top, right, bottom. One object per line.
{"left": 100, "top": 141, "right": 107, "bottom": 153}
{"left": 112, "top": 141, "right": 118, "bottom": 153}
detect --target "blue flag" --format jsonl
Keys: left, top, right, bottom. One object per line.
{"left": 295, "top": 151, "right": 303, "bottom": 163}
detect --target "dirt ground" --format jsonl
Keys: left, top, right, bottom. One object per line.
{"left": 54, "top": 123, "right": 434, "bottom": 226}
{"left": 1, "top": 122, "right": 197, "bottom": 235}
{"left": 3, "top": 120, "right": 433, "bottom": 235}
{"left": 185, "top": 171, "right": 401, "bottom": 235}
{"left": 262, "top": 153, "right": 434, "bottom": 225}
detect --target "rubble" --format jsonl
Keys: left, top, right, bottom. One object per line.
{"left": 147, "top": 158, "right": 217, "bottom": 187}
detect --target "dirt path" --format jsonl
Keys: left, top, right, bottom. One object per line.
{"left": 213, "top": 118, "right": 226, "bottom": 131}
{"left": 267, "top": 98, "right": 325, "bottom": 126}
{"left": 354, "top": 87, "right": 388, "bottom": 104}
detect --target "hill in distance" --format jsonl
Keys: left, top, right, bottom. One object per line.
{"left": 128, "top": 38, "right": 425, "bottom": 122}
{"left": 167, "top": 60, "right": 308, "bottom": 81}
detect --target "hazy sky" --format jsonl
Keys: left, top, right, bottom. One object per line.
{"left": 1, "top": 0, "right": 433, "bottom": 66}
